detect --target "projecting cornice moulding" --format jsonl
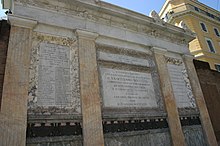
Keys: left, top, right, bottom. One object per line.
{"left": 8, "top": 15, "right": 38, "bottom": 29}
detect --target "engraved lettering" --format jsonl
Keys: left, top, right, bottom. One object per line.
{"left": 100, "top": 68, "right": 158, "bottom": 108}
{"left": 38, "top": 43, "right": 71, "bottom": 107}
{"left": 167, "top": 64, "right": 195, "bottom": 108}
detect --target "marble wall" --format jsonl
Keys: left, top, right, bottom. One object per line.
{"left": 0, "top": 0, "right": 217, "bottom": 145}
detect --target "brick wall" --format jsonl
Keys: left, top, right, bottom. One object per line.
{"left": 0, "top": 20, "right": 10, "bottom": 109}
{"left": 194, "top": 60, "right": 220, "bottom": 143}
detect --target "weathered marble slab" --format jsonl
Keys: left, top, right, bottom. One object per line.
{"left": 100, "top": 68, "right": 158, "bottom": 108}
{"left": 28, "top": 33, "right": 81, "bottom": 114}
{"left": 105, "top": 129, "right": 171, "bottom": 146}
{"left": 26, "top": 136, "right": 83, "bottom": 146}
{"left": 183, "top": 126, "right": 207, "bottom": 146}
{"left": 167, "top": 61, "right": 196, "bottom": 108}
{"left": 38, "top": 43, "right": 71, "bottom": 107}
{"left": 98, "top": 51, "right": 150, "bottom": 67}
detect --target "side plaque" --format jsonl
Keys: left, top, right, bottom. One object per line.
{"left": 100, "top": 68, "right": 158, "bottom": 108}
{"left": 38, "top": 43, "right": 71, "bottom": 107}
{"left": 167, "top": 63, "right": 196, "bottom": 108}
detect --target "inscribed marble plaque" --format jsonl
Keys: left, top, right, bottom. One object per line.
{"left": 100, "top": 68, "right": 158, "bottom": 108}
{"left": 167, "top": 64, "right": 196, "bottom": 108}
{"left": 38, "top": 43, "right": 71, "bottom": 107}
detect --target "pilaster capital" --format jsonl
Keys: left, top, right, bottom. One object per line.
{"left": 76, "top": 29, "right": 99, "bottom": 40}
{"left": 182, "top": 54, "right": 194, "bottom": 62}
{"left": 8, "top": 15, "right": 37, "bottom": 29}
{"left": 152, "top": 47, "right": 167, "bottom": 55}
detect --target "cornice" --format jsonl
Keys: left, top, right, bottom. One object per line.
{"left": 190, "top": 0, "right": 220, "bottom": 16}
{"left": 14, "top": 0, "right": 195, "bottom": 45}
{"left": 168, "top": 9, "right": 220, "bottom": 26}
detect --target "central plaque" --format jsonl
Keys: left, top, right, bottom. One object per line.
{"left": 100, "top": 68, "right": 158, "bottom": 108}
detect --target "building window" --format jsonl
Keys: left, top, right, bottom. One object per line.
{"left": 200, "top": 22, "right": 208, "bottom": 32}
{"left": 215, "top": 64, "right": 220, "bottom": 72}
{"left": 205, "top": 38, "right": 216, "bottom": 53}
{"left": 206, "top": 12, "right": 215, "bottom": 18}
{"left": 214, "top": 28, "right": 220, "bottom": 37}
{"left": 211, "top": 14, "right": 215, "bottom": 19}
{"left": 206, "top": 12, "right": 211, "bottom": 17}
{"left": 194, "top": 7, "right": 199, "bottom": 12}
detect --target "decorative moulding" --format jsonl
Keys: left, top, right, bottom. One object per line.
{"left": 152, "top": 47, "right": 168, "bottom": 54}
{"left": 8, "top": 14, "right": 37, "bottom": 29}
{"left": 76, "top": 29, "right": 99, "bottom": 40}
{"left": 182, "top": 54, "right": 195, "bottom": 62}
{"left": 13, "top": 0, "right": 195, "bottom": 45}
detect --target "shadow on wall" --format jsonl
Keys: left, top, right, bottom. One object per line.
{"left": 0, "top": 20, "right": 10, "bottom": 109}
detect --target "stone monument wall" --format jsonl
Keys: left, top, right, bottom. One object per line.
{"left": 0, "top": 0, "right": 217, "bottom": 145}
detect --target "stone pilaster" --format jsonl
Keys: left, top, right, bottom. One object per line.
{"left": 0, "top": 15, "right": 37, "bottom": 146}
{"left": 183, "top": 55, "right": 218, "bottom": 146}
{"left": 153, "top": 47, "right": 186, "bottom": 146}
{"left": 76, "top": 30, "right": 104, "bottom": 146}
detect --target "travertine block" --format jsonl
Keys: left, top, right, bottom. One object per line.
{"left": 0, "top": 26, "right": 31, "bottom": 146}
{"left": 154, "top": 48, "right": 186, "bottom": 146}
{"left": 76, "top": 30, "right": 104, "bottom": 146}
{"left": 0, "top": 16, "right": 37, "bottom": 146}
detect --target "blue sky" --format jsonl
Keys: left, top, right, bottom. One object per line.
{"left": 103, "top": 0, "right": 220, "bottom": 15}
{"left": 0, "top": 0, "right": 220, "bottom": 18}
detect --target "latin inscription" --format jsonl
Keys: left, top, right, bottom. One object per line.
{"left": 100, "top": 68, "right": 158, "bottom": 108}
{"left": 167, "top": 64, "right": 195, "bottom": 108}
{"left": 38, "top": 43, "right": 71, "bottom": 107}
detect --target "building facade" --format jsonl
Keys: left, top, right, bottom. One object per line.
{"left": 0, "top": 0, "right": 217, "bottom": 145}
{"left": 160, "top": 0, "right": 220, "bottom": 71}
